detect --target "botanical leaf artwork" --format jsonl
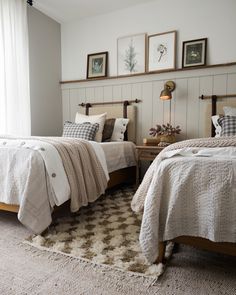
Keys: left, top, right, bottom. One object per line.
{"left": 118, "top": 34, "right": 145, "bottom": 75}
{"left": 157, "top": 43, "right": 167, "bottom": 62}
{"left": 124, "top": 39, "right": 137, "bottom": 73}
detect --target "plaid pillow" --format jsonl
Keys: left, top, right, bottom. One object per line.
{"left": 218, "top": 116, "right": 236, "bottom": 136}
{"left": 62, "top": 121, "right": 99, "bottom": 141}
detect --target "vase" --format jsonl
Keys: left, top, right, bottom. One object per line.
{"left": 159, "top": 134, "right": 176, "bottom": 144}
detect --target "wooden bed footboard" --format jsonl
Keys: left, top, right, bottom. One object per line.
{"left": 173, "top": 236, "right": 236, "bottom": 256}
{"left": 0, "top": 203, "right": 19, "bottom": 213}
{"left": 156, "top": 236, "right": 236, "bottom": 263}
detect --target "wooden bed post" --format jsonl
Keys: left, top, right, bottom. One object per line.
{"left": 85, "top": 103, "right": 91, "bottom": 115}
{"left": 211, "top": 95, "right": 217, "bottom": 137}
{"left": 156, "top": 241, "right": 166, "bottom": 263}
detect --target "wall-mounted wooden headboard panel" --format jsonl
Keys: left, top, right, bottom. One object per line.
{"left": 202, "top": 95, "right": 236, "bottom": 137}
{"left": 79, "top": 105, "right": 137, "bottom": 143}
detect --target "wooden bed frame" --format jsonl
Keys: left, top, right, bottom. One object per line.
{"left": 0, "top": 100, "right": 138, "bottom": 214}
{"left": 155, "top": 93, "right": 236, "bottom": 263}
{"left": 0, "top": 166, "right": 136, "bottom": 214}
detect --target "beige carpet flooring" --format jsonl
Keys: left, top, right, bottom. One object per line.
{"left": 1, "top": 211, "right": 236, "bottom": 295}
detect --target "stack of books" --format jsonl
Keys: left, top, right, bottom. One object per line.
{"left": 143, "top": 138, "right": 159, "bottom": 146}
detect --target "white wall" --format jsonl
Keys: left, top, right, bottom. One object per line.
{"left": 61, "top": 0, "right": 236, "bottom": 81}
{"left": 28, "top": 6, "right": 62, "bottom": 136}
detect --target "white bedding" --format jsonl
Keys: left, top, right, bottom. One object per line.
{"left": 100, "top": 141, "right": 137, "bottom": 173}
{"left": 132, "top": 147, "right": 236, "bottom": 263}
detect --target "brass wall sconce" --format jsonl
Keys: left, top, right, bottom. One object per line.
{"left": 160, "top": 81, "right": 176, "bottom": 100}
{"left": 160, "top": 81, "right": 176, "bottom": 123}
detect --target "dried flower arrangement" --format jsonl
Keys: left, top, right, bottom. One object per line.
{"left": 149, "top": 123, "right": 181, "bottom": 137}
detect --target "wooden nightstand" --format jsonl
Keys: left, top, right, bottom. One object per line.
{"left": 136, "top": 145, "right": 164, "bottom": 186}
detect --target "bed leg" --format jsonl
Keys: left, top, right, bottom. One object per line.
{"left": 155, "top": 241, "right": 166, "bottom": 263}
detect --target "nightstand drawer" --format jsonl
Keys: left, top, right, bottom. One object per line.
{"left": 139, "top": 150, "right": 160, "bottom": 159}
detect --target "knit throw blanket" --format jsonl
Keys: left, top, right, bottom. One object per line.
{"left": 131, "top": 136, "right": 236, "bottom": 213}
{"left": 36, "top": 137, "right": 108, "bottom": 212}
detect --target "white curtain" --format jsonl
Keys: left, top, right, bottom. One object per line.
{"left": 0, "top": 0, "right": 31, "bottom": 136}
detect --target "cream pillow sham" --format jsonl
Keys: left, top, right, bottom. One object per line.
{"left": 211, "top": 115, "right": 221, "bottom": 137}
{"left": 110, "top": 118, "right": 129, "bottom": 141}
{"left": 75, "top": 112, "right": 107, "bottom": 142}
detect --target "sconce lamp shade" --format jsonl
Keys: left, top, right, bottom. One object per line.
{"left": 160, "top": 81, "right": 176, "bottom": 100}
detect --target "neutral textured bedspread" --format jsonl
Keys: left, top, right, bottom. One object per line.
{"left": 131, "top": 136, "right": 236, "bottom": 263}
{"left": 0, "top": 137, "right": 108, "bottom": 233}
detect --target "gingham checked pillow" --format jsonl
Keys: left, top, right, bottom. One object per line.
{"left": 218, "top": 116, "right": 236, "bottom": 136}
{"left": 62, "top": 121, "right": 99, "bottom": 141}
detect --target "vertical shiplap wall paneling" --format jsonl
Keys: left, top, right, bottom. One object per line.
{"left": 112, "top": 85, "right": 122, "bottom": 102}
{"left": 61, "top": 65, "right": 236, "bottom": 141}
{"left": 131, "top": 83, "right": 142, "bottom": 144}
{"left": 141, "top": 82, "right": 153, "bottom": 140}
{"left": 103, "top": 86, "right": 113, "bottom": 102}
{"left": 186, "top": 77, "right": 200, "bottom": 138}
{"left": 94, "top": 87, "right": 104, "bottom": 102}
{"left": 227, "top": 73, "right": 236, "bottom": 94}
{"left": 170, "top": 79, "right": 176, "bottom": 127}
{"left": 163, "top": 100, "right": 171, "bottom": 125}
{"left": 199, "top": 76, "right": 213, "bottom": 137}
{"left": 213, "top": 74, "right": 228, "bottom": 115}
{"left": 62, "top": 90, "right": 70, "bottom": 123}
{"left": 69, "top": 89, "right": 79, "bottom": 121}
{"left": 122, "top": 84, "right": 132, "bottom": 100}
{"left": 85, "top": 87, "right": 95, "bottom": 103}
{"left": 213, "top": 74, "right": 227, "bottom": 95}
{"left": 152, "top": 81, "right": 164, "bottom": 128}
{"left": 225, "top": 73, "right": 236, "bottom": 109}
{"left": 77, "top": 88, "right": 86, "bottom": 116}
{"left": 174, "top": 78, "right": 188, "bottom": 141}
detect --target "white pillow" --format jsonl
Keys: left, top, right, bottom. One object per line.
{"left": 110, "top": 118, "right": 129, "bottom": 141}
{"left": 211, "top": 115, "right": 221, "bottom": 137}
{"left": 223, "top": 106, "right": 236, "bottom": 116}
{"left": 75, "top": 112, "right": 107, "bottom": 142}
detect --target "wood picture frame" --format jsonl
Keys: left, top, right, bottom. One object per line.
{"left": 117, "top": 33, "right": 147, "bottom": 76}
{"left": 182, "top": 38, "right": 207, "bottom": 68}
{"left": 148, "top": 30, "right": 176, "bottom": 72}
{"left": 86, "top": 51, "right": 108, "bottom": 79}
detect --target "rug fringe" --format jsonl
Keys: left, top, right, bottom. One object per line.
{"left": 22, "top": 241, "right": 161, "bottom": 287}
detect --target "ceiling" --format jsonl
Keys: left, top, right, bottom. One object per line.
{"left": 33, "top": 0, "right": 155, "bottom": 23}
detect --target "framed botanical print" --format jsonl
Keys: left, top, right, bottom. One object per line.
{"left": 87, "top": 51, "right": 108, "bottom": 79}
{"left": 117, "top": 33, "right": 146, "bottom": 76}
{"left": 182, "top": 38, "right": 207, "bottom": 68}
{"left": 148, "top": 30, "right": 176, "bottom": 72}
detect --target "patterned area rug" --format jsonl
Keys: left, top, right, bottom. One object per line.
{"left": 26, "top": 186, "right": 172, "bottom": 278}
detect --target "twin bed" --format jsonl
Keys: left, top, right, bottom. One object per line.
{"left": 0, "top": 103, "right": 137, "bottom": 233}
{"left": 132, "top": 95, "right": 236, "bottom": 263}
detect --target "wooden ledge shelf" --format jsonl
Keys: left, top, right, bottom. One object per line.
{"left": 60, "top": 61, "right": 236, "bottom": 85}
